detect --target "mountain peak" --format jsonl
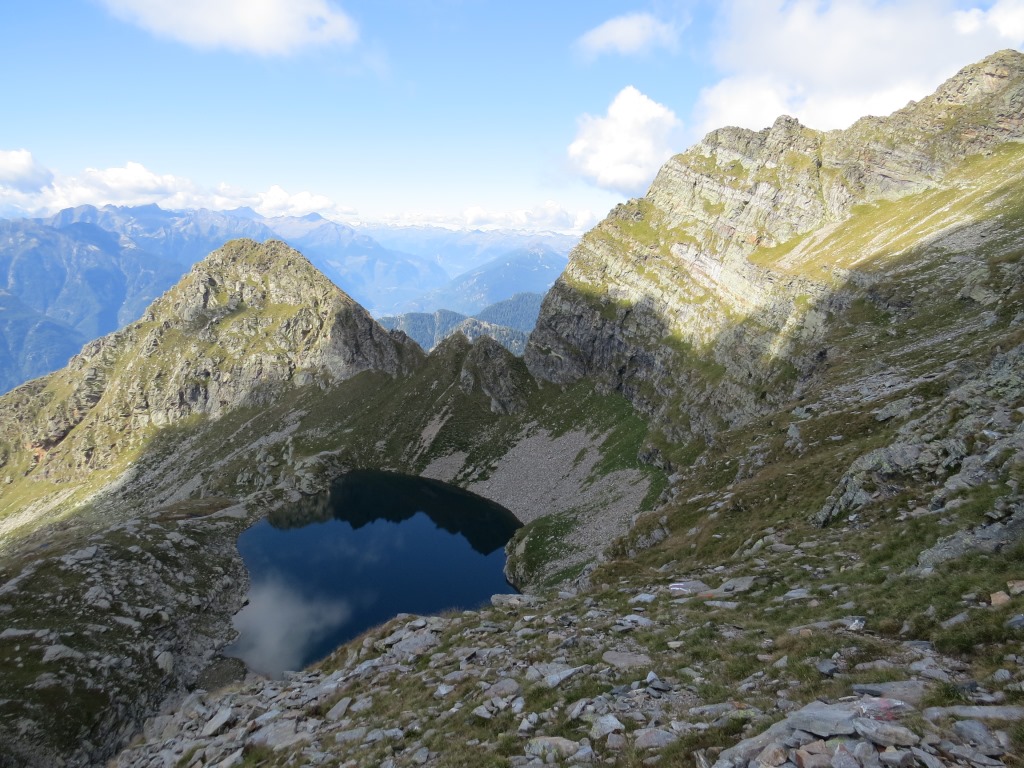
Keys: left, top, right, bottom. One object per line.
{"left": 0, "top": 238, "right": 422, "bottom": 487}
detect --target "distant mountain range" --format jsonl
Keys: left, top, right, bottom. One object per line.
{"left": 378, "top": 292, "right": 544, "bottom": 354}
{"left": 0, "top": 204, "right": 576, "bottom": 392}
{"left": 359, "top": 224, "right": 577, "bottom": 278}
{"left": 398, "top": 246, "right": 568, "bottom": 315}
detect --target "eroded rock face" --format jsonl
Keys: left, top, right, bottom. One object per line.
{"left": 526, "top": 50, "right": 1024, "bottom": 446}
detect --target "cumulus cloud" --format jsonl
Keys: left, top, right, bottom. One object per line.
{"left": 255, "top": 185, "right": 340, "bottom": 218}
{"left": 0, "top": 153, "right": 360, "bottom": 223}
{"left": 0, "top": 149, "right": 54, "bottom": 193}
{"left": 575, "top": 12, "right": 679, "bottom": 59}
{"left": 694, "top": 0, "right": 1024, "bottom": 135}
{"left": 98, "top": 0, "right": 358, "bottom": 55}
{"left": 568, "top": 86, "right": 683, "bottom": 194}
{"left": 955, "top": 0, "right": 1024, "bottom": 39}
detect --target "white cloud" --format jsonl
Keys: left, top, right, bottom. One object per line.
{"left": 98, "top": 0, "right": 358, "bottom": 55}
{"left": 955, "top": 0, "right": 1024, "bottom": 39}
{"left": 575, "top": 12, "right": 678, "bottom": 59}
{"left": 568, "top": 86, "right": 683, "bottom": 194}
{"left": 0, "top": 150, "right": 54, "bottom": 193}
{"left": 360, "top": 201, "right": 599, "bottom": 234}
{"left": 255, "top": 185, "right": 339, "bottom": 218}
{"left": 694, "top": 0, "right": 1024, "bottom": 136}
{"left": 0, "top": 152, "right": 587, "bottom": 234}
{"left": 0, "top": 153, "right": 360, "bottom": 223}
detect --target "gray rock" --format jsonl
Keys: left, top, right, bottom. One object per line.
{"left": 42, "top": 644, "right": 84, "bottom": 663}
{"left": 816, "top": 660, "right": 839, "bottom": 677}
{"left": 952, "top": 720, "right": 1004, "bottom": 754}
{"left": 668, "top": 580, "right": 712, "bottom": 595}
{"left": 629, "top": 593, "right": 657, "bottom": 604}
{"left": 602, "top": 650, "right": 652, "bottom": 669}
{"left": 831, "top": 744, "right": 859, "bottom": 768}
{"left": 788, "top": 702, "right": 858, "bottom": 737}
{"left": 485, "top": 678, "right": 522, "bottom": 698}
{"left": 939, "top": 611, "right": 970, "bottom": 629}
{"left": 877, "top": 748, "right": 914, "bottom": 767}
{"left": 922, "top": 705, "right": 1024, "bottom": 721}
{"left": 546, "top": 665, "right": 584, "bottom": 687}
{"left": 154, "top": 651, "right": 173, "bottom": 674}
{"left": 854, "top": 740, "right": 881, "bottom": 768}
{"left": 335, "top": 726, "right": 367, "bottom": 744}
{"left": 944, "top": 744, "right": 1003, "bottom": 766}
{"left": 491, "top": 593, "right": 541, "bottom": 609}
{"left": 350, "top": 695, "right": 374, "bottom": 713}
{"left": 590, "top": 714, "right": 625, "bottom": 740}
{"left": 853, "top": 718, "right": 919, "bottom": 747}
{"left": 635, "top": 728, "right": 677, "bottom": 749}
{"left": 525, "top": 736, "right": 579, "bottom": 759}
{"left": 910, "top": 747, "right": 945, "bottom": 768}
{"left": 61, "top": 546, "right": 98, "bottom": 565}
{"left": 326, "top": 696, "right": 351, "bottom": 721}
{"left": 851, "top": 681, "right": 927, "bottom": 707}
{"left": 754, "top": 742, "right": 788, "bottom": 767}
{"left": 200, "top": 706, "right": 233, "bottom": 738}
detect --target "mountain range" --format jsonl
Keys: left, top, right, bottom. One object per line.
{"left": 0, "top": 206, "right": 574, "bottom": 392}
{"left": 0, "top": 49, "right": 1022, "bottom": 768}
{"left": 378, "top": 292, "right": 545, "bottom": 354}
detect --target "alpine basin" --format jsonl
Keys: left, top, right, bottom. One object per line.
{"left": 225, "top": 470, "right": 521, "bottom": 677}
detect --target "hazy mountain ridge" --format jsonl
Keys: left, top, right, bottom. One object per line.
{"left": 378, "top": 293, "right": 544, "bottom": 354}
{"left": 400, "top": 245, "right": 568, "bottom": 315}
{"left": 359, "top": 224, "right": 577, "bottom": 277}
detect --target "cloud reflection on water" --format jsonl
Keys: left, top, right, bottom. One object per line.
{"left": 227, "top": 578, "right": 352, "bottom": 678}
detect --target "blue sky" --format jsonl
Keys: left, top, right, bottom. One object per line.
{"left": 1, "top": 1, "right": 1022, "bottom": 232}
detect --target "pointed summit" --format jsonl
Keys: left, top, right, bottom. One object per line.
{"left": 0, "top": 238, "right": 423, "bottom": 487}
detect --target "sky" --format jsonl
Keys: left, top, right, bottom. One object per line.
{"left": 1, "top": 0, "right": 1023, "bottom": 233}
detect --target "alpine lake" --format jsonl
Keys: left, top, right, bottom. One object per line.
{"left": 224, "top": 470, "right": 522, "bottom": 677}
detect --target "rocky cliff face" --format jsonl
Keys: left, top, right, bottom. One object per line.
{"left": 526, "top": 49, "right": 1024, "bottom": 451}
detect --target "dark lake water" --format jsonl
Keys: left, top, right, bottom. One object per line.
{"left": 224, "top": 470, "right": 521, "bottom": 678}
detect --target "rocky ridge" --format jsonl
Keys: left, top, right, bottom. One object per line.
{"left": 526, "top": 49, "right": 1024, "bottom": 448}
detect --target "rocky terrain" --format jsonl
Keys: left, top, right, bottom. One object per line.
{"left": 0, "top": 50, "right": 1023, "bottom": 768}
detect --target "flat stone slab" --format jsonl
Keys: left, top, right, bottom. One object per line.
{"left": 787, "top": 702, "right": 858, "bottom": 737}
{"left": 668, "top": 579, "right": 712, "bottom": 595}
{"left": 852, "top": 680, "right": 928, "bottom": 707}
{"left": 602, "top": 650, "right": 652, "bottom": 669}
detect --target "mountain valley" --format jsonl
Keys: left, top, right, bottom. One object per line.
{"left": 0, "top": 50, "right": 1023, "bottom": 768}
